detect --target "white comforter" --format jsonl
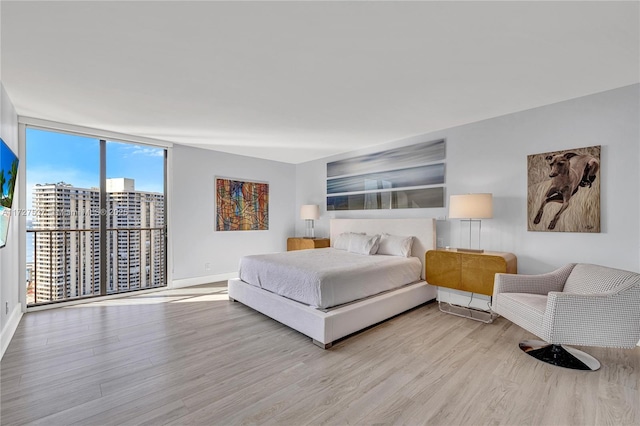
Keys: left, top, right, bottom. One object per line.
{"left": 238, "top": 248, "right": 422, "bottom": 309}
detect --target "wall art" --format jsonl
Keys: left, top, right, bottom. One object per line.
{"left": 1, "top": 137, "right": 19, "bottom": 248}
{"left": 327, "top": 139, "right": 446, "bottom": 210}
{"left": 216, "top": 177, "right": 269, "bottom": 231}
{"left": 527, "top": 145, "right": 600, "bottom": 232}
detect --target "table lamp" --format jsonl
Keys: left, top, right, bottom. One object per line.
{"left": 449, "top": 193, "right": 493, "bottom": 253}
{"left": 300, "top": 204, "right": 320, "bottom": 238}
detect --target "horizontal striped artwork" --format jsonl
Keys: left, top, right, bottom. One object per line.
{"left": 327, "top": 139, "right": 446, "bottom": 211}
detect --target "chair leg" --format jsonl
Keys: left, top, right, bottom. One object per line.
{"left": 519, "top": 339, "right": 601, "bottom": 371}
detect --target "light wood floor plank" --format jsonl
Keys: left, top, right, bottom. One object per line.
{"left": 2, "top": 283, "right": 639, "bottom": 425}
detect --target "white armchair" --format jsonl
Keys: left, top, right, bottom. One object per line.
{"left": 493, "top": 263, "right": 640, "bottom": 371}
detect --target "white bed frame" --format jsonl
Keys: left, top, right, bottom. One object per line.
{"left": 227, "top": 218, "right": 437, "bottom": 349}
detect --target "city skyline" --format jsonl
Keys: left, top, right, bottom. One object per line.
{"left": 28, "top": 178, "right": 166, "bottom": 305}
{"left": 26, "top": 128, "right": 165, "bottom": 212}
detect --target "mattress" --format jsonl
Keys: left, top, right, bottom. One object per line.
{"left": 238, "top": 247, "right": 422, "bottom": 309}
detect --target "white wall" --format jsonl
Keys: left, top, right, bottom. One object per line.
{"left": 171, "top": 144, "right": 296, "bottom": 285}
{"left": 0, "top": 82, "right": 22, "bottom": 358}
{"left": 296, "top": 84, "right": 640, "bottom": 275}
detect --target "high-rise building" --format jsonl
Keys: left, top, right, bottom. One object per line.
{"left": 105, "top": 178, "right": 165, "bottom": 293}
{"left": 31, "top": 179, "right": 165, "bottom": 304}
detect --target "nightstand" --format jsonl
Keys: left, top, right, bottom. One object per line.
{"left": 426, "top": 248, "right": 517, "bottom": 322}
{"left": 287, "top": 238, "right": 330, "bottom": 251}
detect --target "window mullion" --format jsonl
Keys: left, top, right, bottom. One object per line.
{"left": 99, "top": 140, "right": 107, "bottom": 296}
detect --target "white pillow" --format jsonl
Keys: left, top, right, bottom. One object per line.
{"left": 377, "top": 233, "right": 414, "bottom": 257}
{"left": 370, "top": 234, "right": 381, "bottom": 254}
{"left": 333, "top": 232, "right": 364, "bottom": 250}
{"left": 348, "top": 234, "right": 381, "bottom": 255}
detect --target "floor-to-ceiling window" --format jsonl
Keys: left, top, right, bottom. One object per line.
{"left": 105, "top": 141, "right": 166, "bottom": 294}
{"left": 26, "top": 127, "right": 167, "bottom": 306}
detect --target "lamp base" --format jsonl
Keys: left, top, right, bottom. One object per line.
{"left": 304, "top": 219, "right": 315, "bottom": 239}
{"left": 455, "top": 248, "right": 485, "bottom": 253}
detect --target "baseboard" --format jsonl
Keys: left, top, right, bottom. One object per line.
{"left": 171, "top": 272, "right": 238, "bottom": 289}
{"left": 1, "top": 304, "right": 23, "bottom": 360}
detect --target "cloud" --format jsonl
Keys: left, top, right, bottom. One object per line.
{"left": 116, "top": 144, "right": 164, "bottom": 158}
{"left": 131, "top": 147, "right": 164, "bottom": 157}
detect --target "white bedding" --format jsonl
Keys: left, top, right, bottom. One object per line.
{"left": 238, "top": 248, "right": 422, "bottom": 309}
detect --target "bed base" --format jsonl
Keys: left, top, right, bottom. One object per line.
{"left": 228, "top": 278, "right": 436, "bottom": 349}
{"left": 313, "top": 340, "right": 332, "bottom": 350}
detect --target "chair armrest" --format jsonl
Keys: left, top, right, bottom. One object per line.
{"left": 493, "top": 263, "right": 576, "bottom": 299}
{"left": 544, "top": 285, "right": 640, "bottom": 348}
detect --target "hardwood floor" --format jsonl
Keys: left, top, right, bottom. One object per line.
{"left": 1, "top": 283, "right": 639, "bottom": 425}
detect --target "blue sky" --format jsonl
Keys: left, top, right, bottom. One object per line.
{"left": 26, "top": 128, "right": 165, "bottom": 209}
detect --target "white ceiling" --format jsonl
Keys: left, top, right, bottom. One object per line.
{"left": 1, "top": 1, "right": 638, "bottom": 164}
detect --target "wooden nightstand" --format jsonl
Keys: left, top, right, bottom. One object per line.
{"left": 426, "top": 248, "right": 517, "bottom": 322}
{"left": 287, "top": 238, "right": 330, "bottom": 251}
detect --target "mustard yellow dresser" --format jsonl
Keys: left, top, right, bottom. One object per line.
{"left": 287, "top": 238, "right": 330, "bottom": 251}
{"left": 425, "top": 248, "right": 517, "bottom": 321}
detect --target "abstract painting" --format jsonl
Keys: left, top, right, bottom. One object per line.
{"left": 527, "top": 145, "right": 600, "bottom": 233}
{"left": 327, "top": 139, "right": 446, "bottom": 210}
{"left": 216, "top": 178, "right": 269, "bottom": 231}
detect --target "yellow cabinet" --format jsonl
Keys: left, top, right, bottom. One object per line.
{"left": 287, "top": 238, "right": 330, "bottom": 251}
{"left": 426, "top": 249, "right": 517, "bottom": 296}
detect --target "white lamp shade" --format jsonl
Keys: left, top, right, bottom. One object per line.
{"left": 449, "top": 194, "right": 493, "bottom": 219}
{"left": 300, "top": 204, "right": 320, "bottom": 220}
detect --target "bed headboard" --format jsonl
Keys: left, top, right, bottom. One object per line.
{"left": 329, "top": 218, "right": 436, "bottom": 279}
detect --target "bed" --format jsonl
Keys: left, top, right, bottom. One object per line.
{"left": 227, "top": 218, "right": 437, "bottom": 348}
